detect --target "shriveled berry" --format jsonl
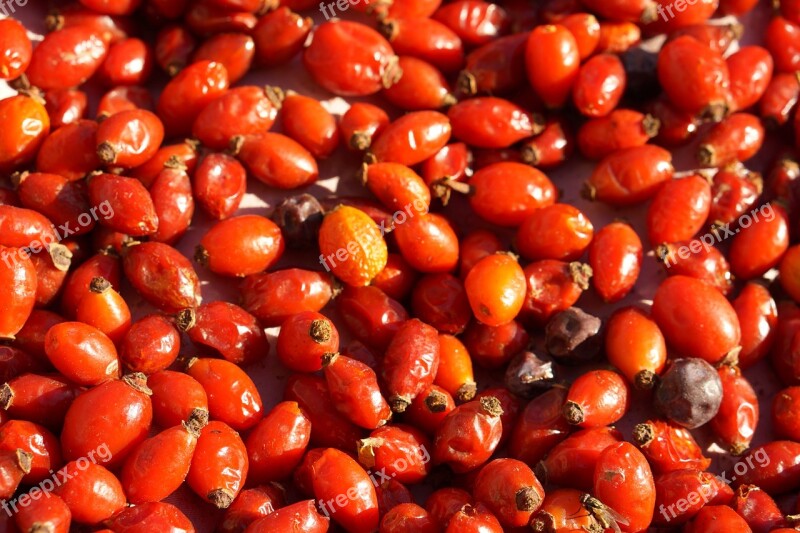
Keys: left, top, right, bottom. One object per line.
{"left": 654, "top": 358, "right": 723, "bottom": 429}
{"left": 504, "top": 351, "right": 556, "bottom": 399}
{"left": 545, "top": 307, "right": 602, "bottom": 366}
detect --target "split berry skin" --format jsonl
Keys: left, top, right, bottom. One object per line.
{"left": 1, "top": 2, "right": 799, "bottom": 530}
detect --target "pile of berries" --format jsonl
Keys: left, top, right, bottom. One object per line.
{"left": 3, "top": 0, "right": 800, "bottom": 531}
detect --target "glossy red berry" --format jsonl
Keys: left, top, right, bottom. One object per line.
{"left": 241, "top": 269, "right": 335, "bottom": 328}
{"left": 462, "top": 162, "right": 556, "bottom": 227}
{"left": 27, "top": 27, "right": 108, "bottom": 91}
{"left": 593, "top": 442, "right": 656, "bottom": 533}
{"left": 646, "top": 174, "right": 711, "bottom": 245}
{"left": 311, "top": 448, "right": 380, "bottom": 533}
{"left": 188, "top": 420, "right": 249, "bottom": 508}
{"left": 525, "top": 25, "right": 580, "bottom": 108}
{"left": 196, "top": 215, "right": 284, "bottom": 278}
{"left": 539, "top": 427, "right": 622, "bottom": 490}
{"left": 473, "top": 458, "right": 544, "bottom": 527}
{"left": 179, "top": 302, "right": 269, "bottom": 366}
{"left": 187, "top": 357, "right": 262, "bottom": 431}
{"left": 236, "top": 132, "right": 319, "bottom": 189}
{"left": 652, "top": 276, "right": 741, "bottom": 365}
{"left": 324, "top": 353, "right": 391, "bottom": 429}
{"left": 433, "top": 396, "right": 503, "bottom": 473}
{"left": 382, "top": 319, "right": 440, "bottom": 413}
{"left": 573, "top": 53, "right": 626, "bottom": 117}
{"left": 370, "top": 111, "right": 452, "bottom": 167}
{"left": 44, "top": 322, "right": 119, "bottom": 386}
{"left": 633, "top": 419, "right": 711, "bottom": 474}
{"left": 246, "top": 401, "right": 311, "bottom": 483}
{"left": 60, "top": 374, "right": 152, "bottom": 468}
{"left": 192, "top": 86, "right": 282, "bottom": 151}
{"left": 0, "top": 18, "right": 31, "bottom": 80}
{"left": 121, "top": 410, "right": 206, "bottom": 503}
{"left": 516, "top": 204, "right": 593, "bottom": 261}
{"left": 304, "top": 20, "right": 400, "bottom": 96}
{"left": 588, "top": 222, "right": 642, "bottom": 303}
{"left": 586, "top": 145, "right": 673, "bottom": 206}
{"left": 464, "top": 253, "right": 526, "bottom": 327}
{"left": 122, "top": 242, "right": 201, "bottom": 312}
{"left": 53, "top": 461, "right": 126, "bottom": 525}
{"left": 284, "top": 374, "right": 362, "bottom": 450}
{"left": 0, "top": 245, "right": 36, "bottom": 340}
{"left": 156, "top": 60, "right": 229, "bottom": 136}
{"left": 710, "top": 365, "right": 758, "bottom": 454}
{"left": 357, "top": 424, "right": 431, "bottom": 484}
{"left": 657, "top": 35, "right": 731, "bottom": 120}
{"left": 282, "top": 91, "right": 340, "bottom": 159}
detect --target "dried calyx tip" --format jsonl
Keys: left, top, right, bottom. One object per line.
{"left": 530, "top": 512, "right": 556, "bottom": 533}
{"left": 183, "top": 407, "right": 209, "bottom": 437}
{"left": 350, "top": 131, "right": 372, "bottom": 151}
{"left": 0, "top": 384, "right": 12, "bottom": 410}
{"left": 382, "top": 55, "right": 403, "bottom": 89}
{"left": 581, "top": 181, "right": 597, "bottom": 201}
{"left": 357, "top": 437, "right": 384, "bottom": 468}
{"left": 730, "top": 442, "right": 749, "bottom": 456}
{"left": 425, "top": 390, "right": 448, "bottom": 412}
{"left": 257, "top": 0, "right": 278, "bottom": 15}
{"left": 176, "top": 308, "right": 197, "bottom": 332}
{"left": 48, "top": 243, "right": 73, "bottom": 272}
{"left": 320, "top": 352, "right": 338, "bottom": 367}
{"left": 208, "top": 488, "right": 234, "bottom": 509}
{"left": 634, "top": 370, "right": 657, "bottom": 390}
{"left": 441, "top": 92, "right": 457, "bottom": 108}
{"left": 456, "top": 70, "right": 477, "bottom": 96}
{"left": 122, "top": 372, "right": 152, "bottom": 396}
{"left": 521, "top": 145, "right": 541, "bottom": 166}
{"left": 697, "top": 145, "right": 715, "bottom": 167}
{"left": 309, "top": 319, "right": 332, "bottom": 343}
{"left": 228, "top": 135, "right": 245, "bottom": 156}
{"left": 264, "top": 85, "right": 285, "bottom": 109}
{"left": 89, "top": 277, "right": 111, "bottom": 294}
{"left": 563, "top": 401, "right": 584, "bottom": 425}
{"left": 390, "top": 395, "right": 411, "bottom": 413}
{"left": 16, "top": 449, "right": 32, "bottom": 474}
{"left": 785, "top": 513, "right": 800, "bottom": 525}
{"left": 479, "top": 396, "right": 503, "bottom": 417}
{"left": 97, "top": 142, "right": 117, "bottom": 164}
{"left": 456, "top": 382, "right": 477, "bottom": 402}
{"left": 194, "top": 245, "right": 209, "bottom": 267}
{"left": 568, "top": 262, "right": 593, "bottom": 290}
{"left": 378, "top": 19, "right": 398, "bottom": 40}
{"left": 9, "top": 171, "right": 28, "bottom": 189}
{"left": 642, "top": 113, "right": 661, "bottom": 138}
{"left": 163, "top": 155, "right": 188, "bottom": 171}
{"left": 516, "top": 486, "right": 541, "bottom": 512}
{"left": 44, "top": 10, "right": 64, "bottom": 32}
{"left": 632, "top": 422, "right": 654, "bottom": 446}
{"left": 655, "top": 244, "right": 671, "bottom": 263}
